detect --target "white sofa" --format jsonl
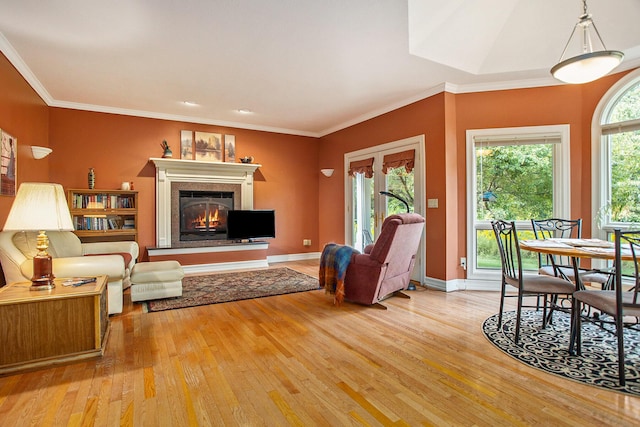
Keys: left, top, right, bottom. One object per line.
{"left": 0, "top": 231, "right": 139, "bottom": 314}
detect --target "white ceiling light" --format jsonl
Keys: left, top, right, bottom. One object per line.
{"left": 551, "top": 0, "right": 624, "bottom": 84}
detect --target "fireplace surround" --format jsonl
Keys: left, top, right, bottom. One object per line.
{"left": 151, "top": 158, "right": 261, "bottom": 248}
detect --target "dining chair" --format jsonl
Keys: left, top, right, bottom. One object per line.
{"left": 492, "top": 220, "right": 575, "bottom": 344}
{"left": 571, "top": 229, "right": 640, "bottom": 386}
{"left": 531, "top": 218, "right": 610, "bottom": 286}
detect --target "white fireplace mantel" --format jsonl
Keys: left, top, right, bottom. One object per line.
{"left": 151, "top": 158, "right": 261, "bottom": 247}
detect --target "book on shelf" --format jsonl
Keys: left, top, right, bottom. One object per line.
{"left": 122, "top": 218, "right": 135, "bottom": 229}
{"left": 71, "top": 193, "right": 135, "bottom": 209}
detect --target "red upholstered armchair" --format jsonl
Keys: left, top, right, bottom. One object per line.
{"left": 344, "top": 213, "right": 425, "bottom": 308}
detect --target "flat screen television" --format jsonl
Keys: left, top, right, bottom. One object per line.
{"left": 226, "top": 210, "right": 276, "bottom": 241}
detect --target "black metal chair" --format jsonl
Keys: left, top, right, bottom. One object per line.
{"left": 531, "top": 218, "right": 610, "bottom": 286}
{"left": 492, "top": 220, "right": 575, "bottom": 344}
{"left": 571, "top": 229, "right": 640, "bottom": 386}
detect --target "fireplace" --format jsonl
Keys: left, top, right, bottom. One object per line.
{"left": 152, "top": 158, "right": 260, "bottom": 248}
{"left": 150, "top": 159, "right": 269, "bottom": 273}
{"left": 179, "top": 190, "right": 234, "bottom": 241}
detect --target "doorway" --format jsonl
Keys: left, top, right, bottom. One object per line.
{"left": 344, "top": 135, "right": 425, "bottom": 283}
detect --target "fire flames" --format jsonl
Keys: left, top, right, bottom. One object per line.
{"left": 192, "top": 208, "right": 220, "bottom": 230}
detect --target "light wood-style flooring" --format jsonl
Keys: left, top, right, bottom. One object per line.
{"left": 1, "top": 260, "right": 639, "bottom": 426}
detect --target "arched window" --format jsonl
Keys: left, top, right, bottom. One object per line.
{"left": 594, "top": 69, "right": 640, "bottom": 238}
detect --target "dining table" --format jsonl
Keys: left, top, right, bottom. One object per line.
{"left": 519, "top": 237, "right": 628, "bottom": 290}
{"left": 519, "top": 237, "right": 631, "bottom": 355}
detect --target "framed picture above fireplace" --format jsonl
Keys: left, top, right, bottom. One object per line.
{"left": 180, "top": 130, "right": 193, "bottom": 160}
{"left": 224, "top": 135, "right": 236, "bottom": 162}
{"left": 195, "top": 132, "right": 222, "bottom": 162}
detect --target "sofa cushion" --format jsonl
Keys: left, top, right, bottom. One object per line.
{"left": 12, "top": 231, "right": 40, "bottom": 260}
{"left": 85, "top": 252, "right": 133, "bottom": 269}
{"left": 47, "top": 231, "right": 83, "bottom": 257}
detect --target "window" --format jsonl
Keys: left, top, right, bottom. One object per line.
{"left": 466, "top": 125, "right": 571, "bottom": 283}
{"left": 595, "top": 72, "right": 640, "bottom": 236}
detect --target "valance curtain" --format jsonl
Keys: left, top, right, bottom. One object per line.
{"left": 382, "top": 149, "right": 415, "bottom": 174}
{"left": 348, "top": 157, "right": 374, "bottom": 178}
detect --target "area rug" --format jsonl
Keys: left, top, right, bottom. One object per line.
{"left": 482, "top": 310, "right": 640, "bottom": 396}
{"left": 144, "top": 267, "right": 320, "bottom": 312}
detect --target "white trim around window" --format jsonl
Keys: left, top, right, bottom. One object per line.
{"left": 465, "top": 125, "right": 571, "bottom": 289}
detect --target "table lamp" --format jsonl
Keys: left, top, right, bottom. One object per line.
{"left": 2, "top": 183, "right": 74, "bottom": 290}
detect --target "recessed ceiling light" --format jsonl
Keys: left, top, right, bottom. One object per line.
{"left": 236, "top": 108, "right": 253, "bottom": 114}
{"left": 182, "top": 101, "right": 198, "bottom": 106}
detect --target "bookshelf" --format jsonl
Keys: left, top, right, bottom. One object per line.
{"left": 67, "top": 189, "right": 138, "bottom": 243}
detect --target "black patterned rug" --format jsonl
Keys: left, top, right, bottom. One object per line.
{"left": 144, "top": 267, "right": 320, "bottom": 312}
{"left": 482, "top": 310, "right": 640, "bottom": 396}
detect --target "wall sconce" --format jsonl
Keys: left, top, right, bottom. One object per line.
{"left": 320, "top": 168, "right": 334, "bottom": 177}
{"left": 31, "top": 146, "right": 52, "bottom": 159}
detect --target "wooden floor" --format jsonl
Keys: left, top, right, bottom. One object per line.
{"left": 1, "top": 259, "right": 639, "bottom": 426}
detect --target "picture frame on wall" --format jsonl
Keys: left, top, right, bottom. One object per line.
{"left": 194, "top": 132, "right": 222, "bottom": 162}
{"left": 0, "top": 129, "right": 17, "bottom": 196}
{"left": 180, "top": 130, "right": 194, "bottom": 160}
{"left": 224, "top": 135, "right": 236, "bottom": 162}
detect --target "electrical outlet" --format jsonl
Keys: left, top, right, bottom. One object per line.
{"left": 303, "top": 239, "right": 311, "bottom": 246}
{"left": 460, "top": 257, "right": 467, "bottom": 270}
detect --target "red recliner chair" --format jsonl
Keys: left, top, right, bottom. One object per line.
{"left": 344, "top": 213, "right": 425, "bottom": 308}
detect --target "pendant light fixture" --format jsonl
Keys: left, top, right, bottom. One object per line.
{"left": 551, "top": 0, "right": 624, "bottom": 84}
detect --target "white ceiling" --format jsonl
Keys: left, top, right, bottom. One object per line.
{"left": 0, "top": 0, "right": 639, "bottom": 137}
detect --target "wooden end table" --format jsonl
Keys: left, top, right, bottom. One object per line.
{"left": 0, "top": 275, "right": 109, "bottom": 375}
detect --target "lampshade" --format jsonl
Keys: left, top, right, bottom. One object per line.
{"left": 551, "top": 0, "right": 624, "bottom": 84}
{"left": 3, "top": 183, "right": 74, "bottom": 231}
{"left": 320, "top": 168, "right": 334, "bottom": 177}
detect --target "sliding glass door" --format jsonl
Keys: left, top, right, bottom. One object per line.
{"left": 345, "top": 136, "right": 424, "bottom": 283}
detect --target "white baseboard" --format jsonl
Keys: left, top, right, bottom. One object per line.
{"left": 182, "top": 259, "right": 269, "bottom": 275}
{"left": 422, "top": 276, "right": 500, "bottom": 292}
{"left": 268, "top": 252, "right": 321, "bottom": 263}
{"left": 184, "top": 251, "right": 502, "bottom": 293}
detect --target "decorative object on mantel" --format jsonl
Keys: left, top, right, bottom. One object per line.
{"left": 320, "top": 168, "right": 334, "bottom": 177}
{"left": 180, "top": 130, "right": 237, "bottom": 163}
{"left": 0, "top": 128, "right": 17, "bottom": 196}
{"left": 195, "top": 132, "right": 222, "bottom": 162}
{"left": 161, "top": 140, "right": 173, "bottom": 158}
{"left": 224, "top": 135, "right": 236, "bottom": 162}
{"left": 180, "top": 130, "right": 193, "bottom": 159}
{"left": 88, "top": 167, "right": 95, "bottom": 189}
{"left": 31, "top": 146, "right": 52, "bottom": 159}
{"left": 240, "top": 156, "right": 253, "bottom": 164}
{"left": 143, "top": 267, "right": 319, "bottom": 312}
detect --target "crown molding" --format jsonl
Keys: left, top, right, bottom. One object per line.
{"left": 49, "top": 99, "right": 319, "bottom": 138}
{"left": 0, "top": 32, "right": 54, "bottom": 104}
{"left": 4, "top": 30, "right": 638, "bottom": 140}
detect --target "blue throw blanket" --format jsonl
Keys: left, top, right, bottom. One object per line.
{"left": 319, "top": 243, "right": 359, "bottom": 305}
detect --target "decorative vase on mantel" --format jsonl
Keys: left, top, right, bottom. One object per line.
{"left": 88, "top": 167, "right": 95, "bottom": 189}
{"left": 161, "top": 140, "right": 172, "bottom": 158}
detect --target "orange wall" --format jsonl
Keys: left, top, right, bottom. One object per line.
{"left": 2, "top": 47, "right": 636, "bottom": 280}
{"left": 319, "top": 94, "right": 448, "bottom": 279}
{"left": 47, "top": 108, "right": 320, "bottom": 259}
{"left": 318, "top": 70, "right": 635, "bottom": 282}
{"left": 0, "top": 53, "right": 49, "bottom": 220}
